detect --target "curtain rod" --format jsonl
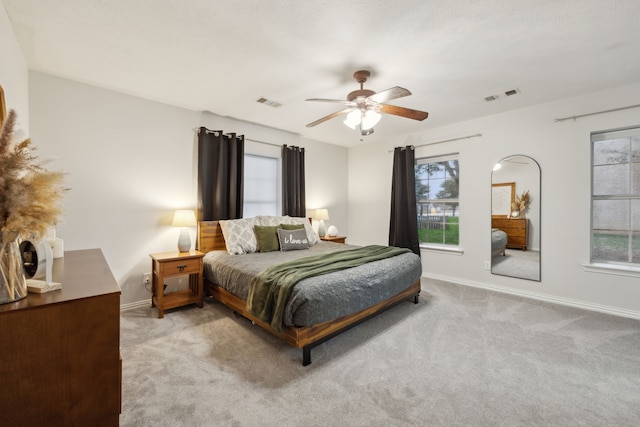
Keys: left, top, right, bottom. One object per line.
{"left": 389, "top": 133, "right": 482, "bottom": 152}
{"left": 554, "top": 104, "right": 640, "bottom": 122}
{"left": 245, "top": 138, "right": 283, "bottom": 148}
{"left": 198, "top": 127, "right": 294, "bottom": 149}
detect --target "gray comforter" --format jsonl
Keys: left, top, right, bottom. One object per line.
{"left": 203, "top": 242, "right": 422, "bottom": 328}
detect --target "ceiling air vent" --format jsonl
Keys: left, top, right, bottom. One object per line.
{"left": 484, "top": 95, "right": 498, "bottom": 102}
{"left": 504, "top": 89, "right": 520, "bottom": 96}
{"left": 256, "top": 97, "right": 282, "bottom": 108}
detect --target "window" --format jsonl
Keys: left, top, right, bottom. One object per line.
{"left": 415, "top": 153, "right": 460, "bottom": 248}
{"left": 591, "top": 127, "right": 640, "bottom": 265}
{"left": 243, "top": 154, "right": 280, "bottom": 217}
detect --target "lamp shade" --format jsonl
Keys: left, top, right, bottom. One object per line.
{"left": 172, "top": 210, "right": 197, "bottom": 227}
{"left": 314, "top": 208, "right": 329, "bottom": 221}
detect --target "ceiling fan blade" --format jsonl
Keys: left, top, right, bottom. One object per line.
{"left": 305, "top": 108, "right": 354, "bottom": 127}
{"left": 305, "top": 98, "right": 353, "bottom": 105}
{"left": 367, "top": 86, "right": 412, "bottom": 104}
{"left": 379, "top": 104, "right": 429, "bottom": 121}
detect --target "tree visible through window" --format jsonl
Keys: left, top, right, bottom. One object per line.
{"left": 415, "top": 154, "right": 459, "bottom": 248}
{"left": 591, "top": 127, "right": 640, "bottom": 264}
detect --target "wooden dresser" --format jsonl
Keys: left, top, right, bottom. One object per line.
{"left": 492, "top": 217, "right": 529, "bottom": 250}
{"left": 0, "top": 249, "right": 121, "bottom": 426}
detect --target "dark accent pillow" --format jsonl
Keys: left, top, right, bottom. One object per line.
{"left": 279, "top": 223, "right": 305, "bottom": 230}
{"left": 254, "top": 225, "right": 280, "bottom": 253}
{"left": 277, "top": 228, "right": 309, "bottom": 251}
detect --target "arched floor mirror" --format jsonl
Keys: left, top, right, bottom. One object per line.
{"left": 491, "top": 155, "right": 541, "bottom": 281}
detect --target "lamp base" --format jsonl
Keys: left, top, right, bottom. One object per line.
{"left": 318, "top": 220, "right": 326, "bottom": 237}
{"left": 177, "top": 228, "right": 191, "bottom": 252}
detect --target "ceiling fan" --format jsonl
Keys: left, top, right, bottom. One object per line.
{"left": 305, "top": 70, "right": 429, "bottom": 136}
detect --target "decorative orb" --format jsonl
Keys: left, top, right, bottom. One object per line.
{"left": 327, "top": 225, "right": 338, "bottom": 236}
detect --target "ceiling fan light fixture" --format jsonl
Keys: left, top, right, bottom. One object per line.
{"left": 343, "top": 109, "right": 361, "bottom": 129}
{"left": 361, "top": 110, "right": 381, "bottom": 131}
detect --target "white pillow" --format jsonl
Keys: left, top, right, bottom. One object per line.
{"left": 255, "top": 215, "right": 289, "bottom": 227}
{"left": 218, "top": 218, "right": 258, "bottom": 255}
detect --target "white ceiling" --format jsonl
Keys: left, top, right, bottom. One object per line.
{"left": 4, "top": 0, "right": 640, "bottom": 147}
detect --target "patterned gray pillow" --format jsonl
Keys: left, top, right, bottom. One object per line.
{"left": 277, "top": 228, "right": 309, "bottom": 251}
{"left": 219, "top": 218, "right": 258, "bottom": 255}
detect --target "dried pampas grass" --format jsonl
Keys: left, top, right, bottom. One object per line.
{"left": 511, "top": 190, "right": 532, "bottom": 215}
{"left": 0, "top": 109, "right": 66, "bottom": 240}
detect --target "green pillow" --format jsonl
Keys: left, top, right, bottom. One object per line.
{"left": 279, "top": 223, "right": 305, "bottom": 230}
{"left": 254, "top": 225, "right": 280, "bottom": 253}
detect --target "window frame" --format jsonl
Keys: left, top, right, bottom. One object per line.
{"left": 588, "top": 125, "right": 640, "bottom": 273}
{"left": 415, "top": 153, "right": 461, "bottom": 252}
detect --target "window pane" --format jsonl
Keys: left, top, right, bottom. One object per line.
{"left": 633, "top": 232, "right": 640, "bottom": 264}
{"left": 593, "top": 199, "right": 628, "bottom": 230}
{"left": 592, "top": 231, "right": 629, "bottom": 262}
{"left": 593, "top": 164, "right": 629, "bottom": 195}
{"left": 632, "top": 162, "right": 640, "bottom": 195}
{"left": 593, "top": 138, "right": 628, "bottom": 166}
{"left": 415, "top": 156, "right": 460, "bottom": 248}
{"left": 632, "top": 136, "right": 640, "bottom": 163}
{"left": 632, "top": 199, "right": 640, "bottom": 231}
{"left": 244, "top": 154, "right": 278, "bottom": 216}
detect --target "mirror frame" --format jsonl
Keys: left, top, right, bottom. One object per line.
{"left": 0, "top": 84, "right": 6, "bottom": 127}
{"left": 491, "top": 155, "right": 541, "bottom": 281}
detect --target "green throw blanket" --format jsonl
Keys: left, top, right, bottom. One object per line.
{"left": 246, "top": 245, "right": 411, "bottom": 332}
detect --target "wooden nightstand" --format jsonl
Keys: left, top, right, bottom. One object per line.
{"left": 149, "top": 250, "right": 205, "bottom": 318}
{"left": 320, "top": 235, "right": 347, "bottom": 244}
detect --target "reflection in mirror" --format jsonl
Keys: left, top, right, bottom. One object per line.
{"left": 491, "top": 155, "right": 540, "bottom": 281}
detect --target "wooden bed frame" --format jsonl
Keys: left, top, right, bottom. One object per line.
{"left": 197, "top": 220, "right": 421, "bottom": 366}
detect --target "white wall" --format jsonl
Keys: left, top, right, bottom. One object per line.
{"left": 29, "top": 72, "right": 348, "bottom": 307}
{"left": 348, "top": 82, "right": 640, "bottom": 317}
{"left": 0, "top": 3, "right": 28, "bottom": 126}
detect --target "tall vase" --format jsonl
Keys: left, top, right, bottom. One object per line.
{"left": 0, "top": 231, "right": 27, "bottom": 304}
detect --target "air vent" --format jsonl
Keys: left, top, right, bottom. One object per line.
{"left": 504, "top": 89, "right": 520, "bottom": 96}
{"left": 484, "top": 95, "right": 499, "bottom": 102}
{"left": 256, "top": 97, "right": 282, "bottom": 108}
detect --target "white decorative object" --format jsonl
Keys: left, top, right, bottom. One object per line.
{"left": 21, "top": 240, "right": 62, "bottom": 293}
{"left": 327, "top": 225, "right": 338, "bottom": 237}
{"left": 46, "top": 227, "right": 64, "bottom": 258}
{"left": 50, "top": 238, "right": 64, "bottom": 258}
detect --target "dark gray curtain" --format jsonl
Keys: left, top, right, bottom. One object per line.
{"left": 197, "top": 128, "right": 244, "bottom": 220}
{"left": 389, "top": 146, "right": 420, "bottom": 256}
{"left": 282, "top": 145, "right": 306, "bottom": 217}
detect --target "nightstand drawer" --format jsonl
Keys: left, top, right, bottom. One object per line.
{"left": 159, "top": 258, "right": 201, "bottom": 276}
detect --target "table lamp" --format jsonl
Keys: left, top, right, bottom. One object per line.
{"left": 314, "top": 208, "right": 329, "bottom": 237}
{"left": 172, "top": 209, "right": 197, "bottom": 252}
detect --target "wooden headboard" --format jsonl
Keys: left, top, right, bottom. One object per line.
{"left": 197, "top": 218, "right": 314, "bottom": 253}
{"left": 197, "top": 221, "right": 226, "bottom": 253}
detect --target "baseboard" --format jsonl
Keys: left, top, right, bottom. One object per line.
{"left": 120, "top": 299, "right": 151, "bottom": 312}
{"left": 423, "top": 273, "right": 640, "bottom": 320}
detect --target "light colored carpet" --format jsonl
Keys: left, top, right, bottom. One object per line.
{"left": 492, "top": 249, "right": 540, "bottom": 281}
{"left": 120, "top": 279, "right": 640, "bottom": 426}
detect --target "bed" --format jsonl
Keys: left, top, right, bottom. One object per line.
{"left": 197, "top": 216, "right": 422, "bottom": 365}
{"left": 492, "top": 228, "right": 507, "bottom": 257}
